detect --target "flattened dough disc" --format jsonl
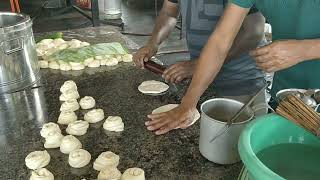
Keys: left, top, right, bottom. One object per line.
{"left": 152, "top": 104, "right": 200, "bottom": 129}
{"left": 138, "top": 80, "right": 169, "bottom": 95}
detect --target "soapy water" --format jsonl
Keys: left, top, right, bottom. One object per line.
{"left": 256, "top": 143, "right": 320, "bottom": 180}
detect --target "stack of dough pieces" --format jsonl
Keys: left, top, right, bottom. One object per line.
{"left": 60, "top": 99, "right": 80, "bottom": 112}
{"left": 103, "top": 116, "right": 124, "bottom": 132}
{"left": 79, "top": 96, "right": 96, "bottom": 109}
{"left": 58, "top": 111, "right": 77, "bottom": 125}
{"left": 25, "top": 150, "right": 51, "bottom": 170}
{"left": 68, "top": 149, "right": 91, "bottom": 168}
{"left": 60, "top": 135, "right": 82, "bottom": 154}
{"left": 84, "top": 109, "right": 105, "bottom": 123}
{"left": 121, "top": 168, "right": 145, "bottom": 180}
{"left": 98, "top": 167, "right": 122, "bottom": 180}
{"left": 44, "top": 131, "right": 64, "bottom": 149}
{"left": 40, "top": 122, "right": 61, "bottom": 138}
{"left": 93, "top": 151, "right": 120, "bottom": 171}
{"left": 59, "top": 80, "right": 80, "bottom": 102}
{"left": 66, "top": 120, "right": 89, "bottom": 136}
{"left": 30, "top": 168, "right": 54, "bottom": 180}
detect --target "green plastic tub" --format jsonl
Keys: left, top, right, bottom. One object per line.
{"left": 238, "top": 114, "right": 320, "bottom": 180}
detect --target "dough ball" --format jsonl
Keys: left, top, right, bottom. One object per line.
{"left": 97, "top": 168, "right": 121, "bottom": 180}
{"left": 52, "top": 38, "right": 65, "bottom": 47}
{"left": 84, "top": 109, "right": 105, "bottom": 123}
{"left": 57, "top": 111, "right": 77, "bottom": 125}
{"left": 60, "top": 99, "right": 80, "bottom": 112}
{"left": 69, "top": 39, "right": 82, "bottom": 48}
{"left": 60, "top": 63, "right": 72, "bottom": 71}
{"left": 36, "top": 49, "right": 46, "bottom": 57}
{"left": 152, "top": 104, "right": 200, "bottom": 129}
{"left": 25, "top": 150, "right": 51, "bottom": 170}
{"left": 66, "top": 120, "right": 89, "bottom": 136}
{"left": 121, "top": 168, "right": 145, "bottom": 180}
{"left": 79, "top": 96, "right": 96, "bottom": 109}
{"left": 46, "top": 48, "right": 58, "bottom": 56}
{"left": 88, "top": 60, "right": 101, "bottom": 68}
{"left": 95, "top": 56, "right": 104, "bottom": 60}
{"left": 60, "top": 80, "right": 77, "bottom": 93}
{"left": 30, "top": 168, "right": 54, "bottom": 180}
{"left": 60, "top": 135, "right": 82, "bottom": 154}
{"left": 39, "top": 39, "right": 54, "bottom": 45}
{"left": 48, "top": 61, "right": 60, "bottom": 70}
{"left": 122, "top": 54, "right": 133, "bottom": 63}
{"left": 115, "top": 55, "right": 123, "bottom": 62}
{"left": 100, "top": 59, "right": 108, "bottom": 66}
{"left": 40, "top": 122, "right": 61, "bottom": 138}
{"left": 84, "top": 57, "right": 94, "bottom": 66}
{"left": 44, "top": 131, "right": 64, "bottom": 149}
{"left": 70, "top": 62, "right": 85, "bottom": 70}
{"left": 80, "top": 42, "right": 90, "bottom": 47}
{"left": 57, "top": 43, "right": 69, "bottom": 50}
{"left": 39, "top": 60, "right": 49, "bottom": 69}
{"left": 138, "top": 80, "right": 169, "bottom": 94}
{"left": 93, "top": 151, "right": 120, "bottom": 171}
{"left": 68, "top": 149, "right": 91, "bottom": 168}
{"left": 105, "top": 58, "right": 118, "bottom": 66}
{"left": 59, "top": 90, "right": 80, "bottom": 101}
{"left": 103, "top": 116, "right": 124, "bottom": 132}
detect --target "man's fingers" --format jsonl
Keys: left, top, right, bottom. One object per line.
{"left": 163, "top": 66, "right": 179, "bottom": 82}
{"left": 250, "top": 46, "right": 270, "bottom": 57}
{"left": 254, "top": 54, "right": 271, "bottom": 63}
{"left": 147, "top": 112, "right": 166, "bottom": 120}
{"left": 256, "top": 61, "right": 274, "bottom": 72}
{"left": 147, "top": 118, "right": 170, "bottom": 131}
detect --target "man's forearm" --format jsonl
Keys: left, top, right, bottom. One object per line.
{"left": 147, "top": 1, "right": 179, "bottom": 47}
{"left": 303, "top": 39, "right": 320, "bottom": 61}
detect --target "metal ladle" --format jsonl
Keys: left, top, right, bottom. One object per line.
{"left": 209, "top": 82, "right": 269, "bottom": 143}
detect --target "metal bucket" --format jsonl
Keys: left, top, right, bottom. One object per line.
{"left": 199, "top": 98, "right": 254, "bottom": 164}
{"left": 0, "top": 12, "right": 40, "bottom": 94}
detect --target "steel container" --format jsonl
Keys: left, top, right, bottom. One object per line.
{"left": 0, "top": 12, "right": 40, "bottom": 94}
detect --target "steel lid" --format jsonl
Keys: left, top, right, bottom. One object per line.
{"left": 0, "top": 12, "right": 32, "bottom": 34}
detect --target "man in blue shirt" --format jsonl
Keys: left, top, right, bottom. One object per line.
{"left": 134, "top": 0, "right": 267, "bottom": 134}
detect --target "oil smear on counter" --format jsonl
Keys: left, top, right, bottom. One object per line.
{"left": 256, "top": 143, "right": 320, "bottom": 180}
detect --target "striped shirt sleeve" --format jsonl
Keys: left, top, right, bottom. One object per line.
{"left": 231, "top": 0, "right": 255, "bottom": 8}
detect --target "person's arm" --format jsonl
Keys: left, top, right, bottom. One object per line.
{"left": 250, "top": 39, "right": 320, "bottom": 72}
{"left": 133, "top": 0, "right": 179, "bottom": 68}
{"left": 146, "top": 4, "right": 251, "bottom": 135}
{"left": 181, "top": 4, "right": 250, "bottom": 106}
{"left": 226, "top": 12, "right": 265, "bottom": 60}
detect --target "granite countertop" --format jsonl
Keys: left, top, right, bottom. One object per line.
{"left": 0, "top": 26, "right": 241, "bottom": 179}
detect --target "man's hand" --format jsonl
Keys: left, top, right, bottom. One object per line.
{"left": 133, "top": 44, "right": 158, "bottom": 68}
{"left": 146, "top": 104, "right": 197, "bottom": 135}
{"left": 250, "top": 40, "right": 306, "bottom": 72}
{"left": 162, "top": 61, "right": 196, "bottom": 83}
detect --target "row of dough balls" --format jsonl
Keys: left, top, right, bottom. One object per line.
{"left": 25, "top": 150, "right": 145, "bottom": 180}
{"left": 38, "top": 54, "right": 133, "bottom": 70}
{"left": 36, "top": 38, "right": 90, "bottom": 58}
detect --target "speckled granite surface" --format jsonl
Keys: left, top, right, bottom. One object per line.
{"left": 0, "top": 26, "right": 241, "bottom": 180}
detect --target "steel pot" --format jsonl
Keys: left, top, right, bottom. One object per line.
{"left": 0, "top": 12, "right": 40, "bottom": 94}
